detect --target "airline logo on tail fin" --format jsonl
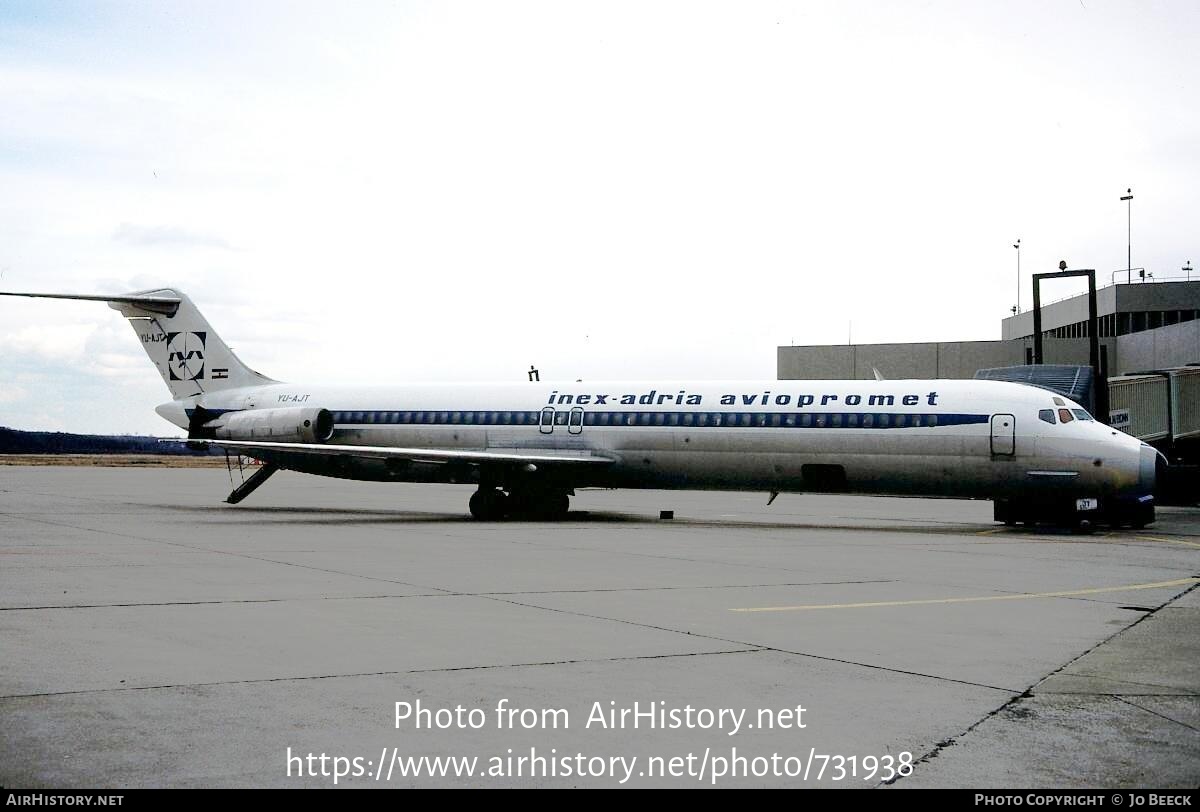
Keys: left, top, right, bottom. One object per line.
{"left": 167, "top": 331, "right": 206, "bottom": 381}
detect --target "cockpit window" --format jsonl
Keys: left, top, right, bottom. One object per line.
{"left": 1058, "top": 408, "right": 1074, "bottom": 423}
{"left": 1071, "top": 409, "right": 1094, "bottom": 422}
{"left": 1039, "top": 409, "right": 1055, "bottom": 424}
{"left": 1052, "top": 397, "right": 1066, "bottom": 406}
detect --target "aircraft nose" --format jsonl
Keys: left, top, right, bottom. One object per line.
{"left": 1138, "top": 444, "right": 1164, "bottom": 495}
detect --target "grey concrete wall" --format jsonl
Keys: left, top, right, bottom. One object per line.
{"left": 776, "top": 344, "right": 854, "bottom": 379}
{"left": 1116, "top": 319, "right": 1200, "bottom": 373}
{"left": 1002, "top": 280, "right": 1200, "bottom": 340}
{"left": 778, "top": 338, "right": 1116, "bottom": 380}
{"left": 851, "top": 343, "right": 940, "bottom": 379}
{"left": 1002, "top": 284, "right": 1119, "bottom": 339}
{"left": 936, "top": 341, "right": 1025, "bottom": 376}
{"left": 1115, "top": 281, "right": 1200, "bottom": 312}
{"left": 1038, "top": 337, "right": 1118, "bottom": 370}
{"left": 778, "top": 343, "right": 932, "bottom": 380}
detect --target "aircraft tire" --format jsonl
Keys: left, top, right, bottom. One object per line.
{"left": 540, "top": 491, "right": 569, "bottom": 519}
{"left": 469, "top": 488, "right": 508, "bottom": 521}
{"left": 508, "top": 489, "right": 569, "bottom": 520}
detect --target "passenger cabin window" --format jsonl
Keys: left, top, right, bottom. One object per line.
{"left": 1058, "top": 408, "right": 1074, "bottom": 423}
{"left": 1039, "top": 409, "right": 1055, "bottom": 424}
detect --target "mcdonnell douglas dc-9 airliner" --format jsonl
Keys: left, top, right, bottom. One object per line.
{"left": 0, "top": 288, "right": 1162, "bottom": 527}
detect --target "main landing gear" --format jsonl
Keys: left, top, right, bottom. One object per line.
{"left": 469, "top": 487, "right": 571, "bottom": 521}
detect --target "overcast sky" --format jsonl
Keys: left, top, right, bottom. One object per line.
{"left": 1, "top": 0, "right": 1197, "bottom": 435}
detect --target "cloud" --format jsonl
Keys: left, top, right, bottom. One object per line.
{"left": 112, "top": 223, "right": 233, "bottom": 250}
{"left": 1, "top": 322, "right": 95, "bottom": 362}
{"left": 1, "top": 2, "right": 1198, "bottom": 433}
{"left": 0, "top": 383, "right": 28, "bottom": 405}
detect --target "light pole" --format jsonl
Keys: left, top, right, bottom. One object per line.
{"left": 1013, "top": 239, "right": 1021, "bottom": 312}
{"left": 1120, "top": 188, "right": 1133, "bottom": 281}
{"left": 1186, "top": 261, "right": 1194, "bottom": 282}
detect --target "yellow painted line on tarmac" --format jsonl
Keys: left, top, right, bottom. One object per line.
{"left": 1135, "top": 535, "right": 1200, "bottom": 549}
{"left": 973, "top": 529, "right": 1200, "bottom": 549}
{"left": 730, "top": 577, "right": 1200, "bottom": 613}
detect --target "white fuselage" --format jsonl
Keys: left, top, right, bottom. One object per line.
{"left": 161, "top": 378, "right": 1153, "bottom": 500}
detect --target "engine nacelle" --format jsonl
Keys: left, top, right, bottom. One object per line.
{"left": 210, "top": 407, "right": 334, "bottom": 443}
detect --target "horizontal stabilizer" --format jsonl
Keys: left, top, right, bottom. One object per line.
{"left": 2, "top": 287, "right": 273, "bottom": 398}
{"left": 0, "top": 290, "right": 181, "bottom": 315}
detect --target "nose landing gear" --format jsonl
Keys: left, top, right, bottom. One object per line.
{"left": 993, "top": 495, "right": 1155, "bottom": 530}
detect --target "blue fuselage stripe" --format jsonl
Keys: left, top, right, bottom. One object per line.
{"left": 326, "top": 410, "right": 989, "bottom": 430}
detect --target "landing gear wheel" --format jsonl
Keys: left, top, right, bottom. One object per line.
{"left": 540, "top": 491, "right": 569, "bottom": 520}
{"left": 507, "top": 490, "right": 570, "bottom": 520}
{"left": 469, "top": 488, "right": 508, "bottom": 521}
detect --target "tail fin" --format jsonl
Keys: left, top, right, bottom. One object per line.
{"left": 0, "top": 287, "right": 274, "bottom": 399}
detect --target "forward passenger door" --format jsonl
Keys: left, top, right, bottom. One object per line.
{"left": 990, "top": 414, "right": 1016, "bottom": 456}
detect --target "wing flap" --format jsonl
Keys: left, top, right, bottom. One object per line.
{"left": 190, "top": 439, "right": 614, "bottom": 467}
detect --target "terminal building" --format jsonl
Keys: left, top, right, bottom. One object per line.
{"left": 778, "top": 280, "right": 1200, "bottom": 382}
{"left": 777, "top": 279, "right": 1200, "bottom": 464}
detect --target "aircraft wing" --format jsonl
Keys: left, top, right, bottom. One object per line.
{"left": 191, "top": 439, "right": 615, "bottom": 467}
